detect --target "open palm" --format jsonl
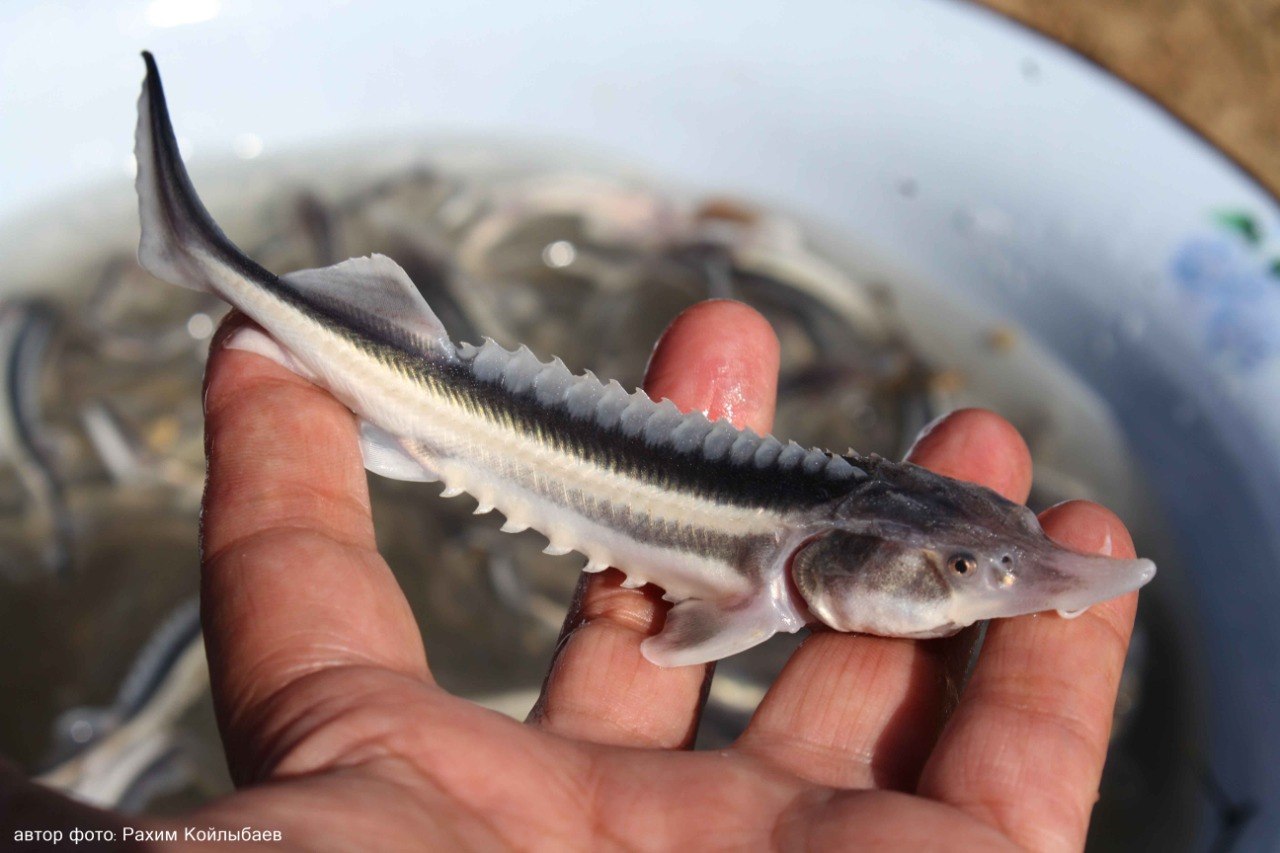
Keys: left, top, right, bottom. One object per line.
{"left": 107, "top": 300, "right": 1137, "bottom": 850}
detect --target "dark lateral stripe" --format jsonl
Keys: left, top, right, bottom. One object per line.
{"left": 367, "top": 344, "right": 865, "bottom": 513}
{"left": 582, "top": 485, "right": 779, "bottom": 569}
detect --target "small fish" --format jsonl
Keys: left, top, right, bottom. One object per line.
{"left": 0, "top": 298, "right": 73, "bottom": 577}
{"left": 134, "top": 54, "right": 1155, "bottom": 666}
{"left": 38, "top": 599, "right": 206, "bottom": 808}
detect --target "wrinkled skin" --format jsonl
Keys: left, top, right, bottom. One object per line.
{"left": 0, "top": 300, "right": 1141, "bottom": 851}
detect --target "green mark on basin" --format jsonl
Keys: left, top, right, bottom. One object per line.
{"left": 1213, "top": 210, "right": 1263, "bottom": 246}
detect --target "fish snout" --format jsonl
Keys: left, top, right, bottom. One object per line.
{"left": 1027, "top": 550, "right": 1156, "bottom": 617}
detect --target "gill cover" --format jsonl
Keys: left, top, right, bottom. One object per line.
{"left": 792, "top": 531, "right": 954, "bottom": 638}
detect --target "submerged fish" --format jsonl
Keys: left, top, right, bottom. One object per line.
{"left": 38, "top": 599, "right": 206, "bottom": 808}
{"left": 133, "top": 53, "right": 1155, "bottom": 667}
{"left": 0, "top": 298, "right": 73, "bottom": 577}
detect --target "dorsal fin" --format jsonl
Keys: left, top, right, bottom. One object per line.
{"left": 280, "top": 255, "right": 453, "bottom": 355}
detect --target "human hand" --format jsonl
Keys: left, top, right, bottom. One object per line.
{"left": 6, "top": 300, "right": 1140, "bottom": 850}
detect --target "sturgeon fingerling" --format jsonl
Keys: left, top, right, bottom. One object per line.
{"left": 133, "top": 53, "right": 1157, "bottom": 667}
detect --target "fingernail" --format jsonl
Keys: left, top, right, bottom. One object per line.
{"left": 905, "top": 410, "right": 957, "bottom": 460}
{"left": 1039, "top": 500, "right": 1134, "bottom": 558}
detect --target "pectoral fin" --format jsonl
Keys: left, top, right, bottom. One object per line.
{"left": 641, "top": 597, "right": 781, "bottom": 667}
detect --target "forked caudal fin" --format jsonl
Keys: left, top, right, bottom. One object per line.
{"left": 137, "top": 52, "right": 456, "bottom": 483}
{"left": 135, "top": 53, "right": 453, "bottom": 356}
{"left": 134, "top": 51, "right": 270, "bottom": 291}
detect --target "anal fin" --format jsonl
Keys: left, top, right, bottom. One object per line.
{"left": 359, "top": 421, "right": 439, "bottom": 483}
{"left": 640, "top": 597, "right": 780, "bottom": 668}
{"left": 224, "top": 326, "right": 438, "bottom": 484}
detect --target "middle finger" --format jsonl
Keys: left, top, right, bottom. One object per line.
{"left": 529, "top": 300, "right": 781, "bottom": 748}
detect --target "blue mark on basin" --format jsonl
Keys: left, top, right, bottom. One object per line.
{"left": 1172, "top": 234, "right": 1280, "bottom": 372}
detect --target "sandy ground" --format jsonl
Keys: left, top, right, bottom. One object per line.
{"left": 980, "top": 0, "right": 1280, "bottom": 195}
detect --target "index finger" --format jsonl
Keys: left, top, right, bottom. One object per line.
{"left": 200, "top": 314, "right": 428, "bottom": 779}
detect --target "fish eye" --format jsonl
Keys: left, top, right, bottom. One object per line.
{"left": 948, "top": 553, "right": 978, "bottom": 576}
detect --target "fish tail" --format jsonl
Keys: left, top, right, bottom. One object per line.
{"left": 134, "top": 52, "right": 273, "bottom": 294}
{"left": 135, "top": 53, "right": 456, "bottom": 363}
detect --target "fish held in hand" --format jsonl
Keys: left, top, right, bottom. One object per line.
{"left": 133, "top": 53, "right": 1156, "bottom": 667}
